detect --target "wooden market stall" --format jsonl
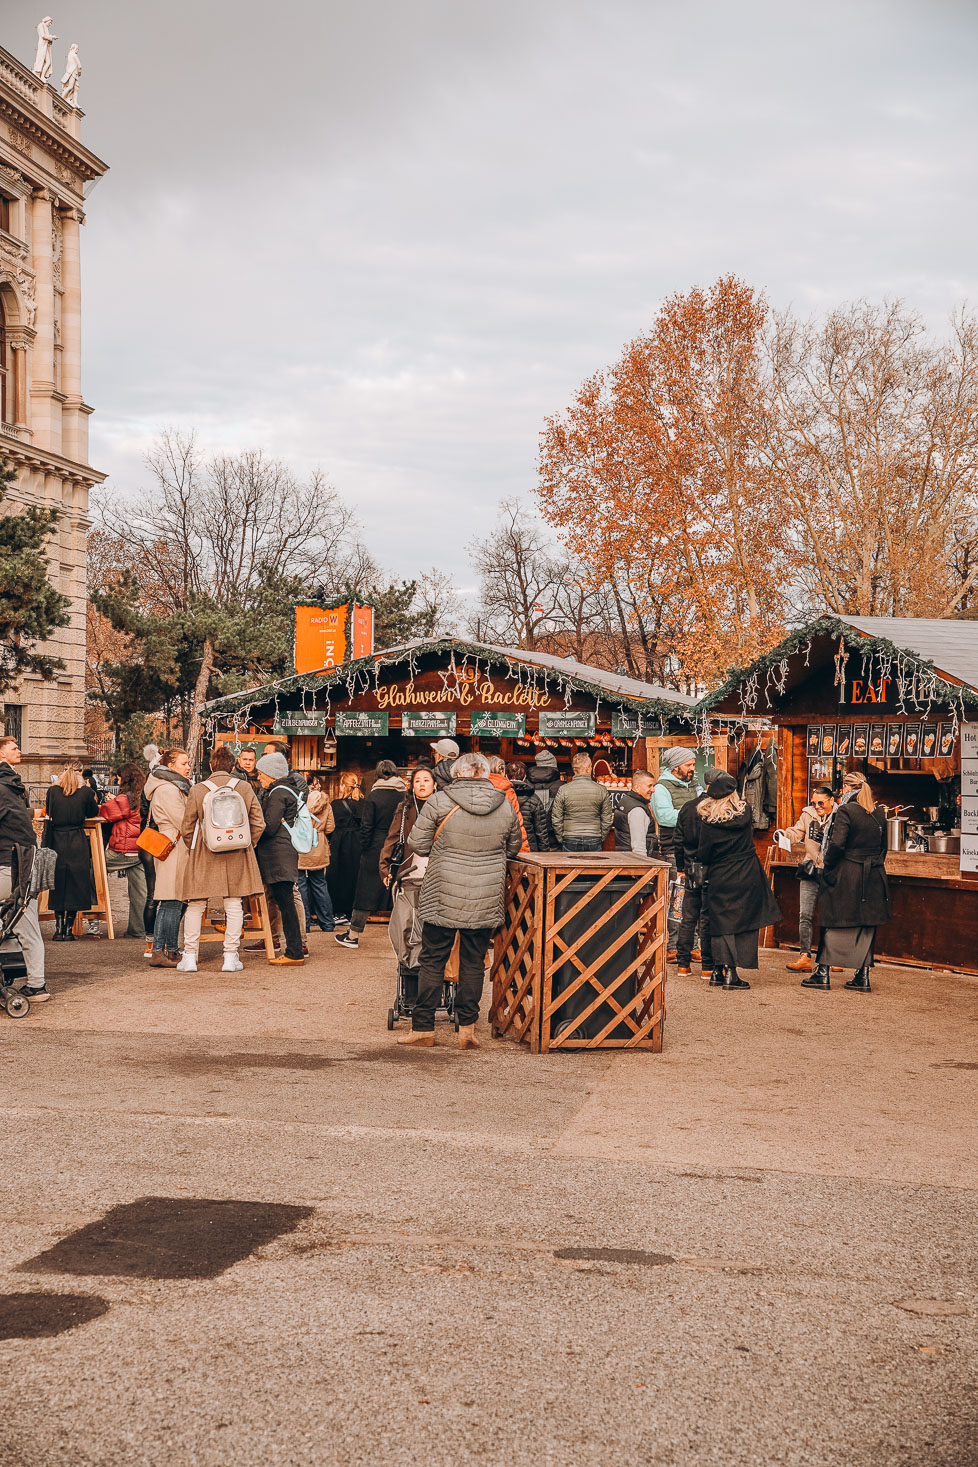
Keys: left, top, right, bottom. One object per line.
{"left": 698, "top": 616, "right": 978, "bottom": 975}
{"left": 203, "top": 639, "right": 696, "bottom": 793}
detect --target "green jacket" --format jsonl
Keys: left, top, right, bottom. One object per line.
{"left": 550, "top": 775, "right": 613, "bottom": 844}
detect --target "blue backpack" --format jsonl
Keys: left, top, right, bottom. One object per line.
{"left": 272, "top": 783, "right": 317, "bottom": 855}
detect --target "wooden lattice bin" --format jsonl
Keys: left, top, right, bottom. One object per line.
{"left": 490, "top": 853, "right": 669, "bottom": 1053}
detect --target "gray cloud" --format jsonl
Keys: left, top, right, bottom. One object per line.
{"left": 8, "top": 0, "right": 978, "bottom": 580}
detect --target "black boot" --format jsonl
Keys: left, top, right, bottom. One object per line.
{"left": 52, "top": 912, "right": 65, "bottom": 942}
{"left": 723, "top": 966, "right": 751, "bottom": 990}
{"left": 64, "top": 912, "right": 76, "bottom": 941}
{"left": 709, "top": 966, "right": 726, "bottom": 986}
{"left": 801, "top": 964, "right": 831, "bottom": 990}
{"left": 844, "top": 965, "right": 872, "bottom": 992}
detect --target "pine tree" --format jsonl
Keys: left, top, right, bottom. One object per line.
{"left": 0, "top": 457, "right": 71, "bottom": 694}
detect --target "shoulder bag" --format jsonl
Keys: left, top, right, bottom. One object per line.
{"left": 387, "top": 802, "right": 409, "bottom": 883}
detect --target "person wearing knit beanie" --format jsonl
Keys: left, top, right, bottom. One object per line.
{"left": 256, "top": 752, "right": 289, "bottom": 782}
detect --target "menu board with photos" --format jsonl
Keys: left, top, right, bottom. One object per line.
{"left": 808, "top": 719, "right": 955, "bottom": 761}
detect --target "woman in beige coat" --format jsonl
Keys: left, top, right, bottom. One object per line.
{"left": 144, "top": 749, "right": 192, "bottom": 967}
{"left": 177, "top": 744, "right": 266, "bottom": 973}
{"left": 298, "top": 788, "right": 336, "bottom": 932}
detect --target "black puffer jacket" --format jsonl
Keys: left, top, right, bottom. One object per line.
{"left": 509, "top": 778, "right": 551, "bottom": 852}
{"left": 526, "top": 763, "right": 562, "bottom": 810}
{"left": 818, "top": 802, "right": 890, "bottom": 928}
{"left": 0, "top": 761, "right": 37, "bottom": 865}
{"left": 410, "top": 778, "right": 521, "bottom": 929}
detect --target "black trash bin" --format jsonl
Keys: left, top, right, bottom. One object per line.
{"left": 550, "top": 874, "right": 641, "bottom": 1041}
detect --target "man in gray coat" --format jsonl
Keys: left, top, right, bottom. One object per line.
{"left": 398, "top": 751, "right": 521, "bottom": 1050}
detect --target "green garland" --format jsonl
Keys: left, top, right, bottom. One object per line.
{"left": 204, "top": 637, "right": 692, "bottom": 726}
{"left": 695, "top": 616, "right": 978, "bottom": 716}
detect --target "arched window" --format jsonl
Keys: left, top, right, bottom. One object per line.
{"left": 0, "top": 293, "right": 8, "bottom": 425}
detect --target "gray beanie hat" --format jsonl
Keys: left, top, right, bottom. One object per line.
{"left": 256, "top": 752, "right": 289, "bottom": 780}
{"left": 535, "top": 748, "right": 559, "bottom": 769}
{"left": 661, "top": 746, "right": 694, "bottom": 771}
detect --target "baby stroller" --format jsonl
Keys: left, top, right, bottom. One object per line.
{"left": 0, "top": 843, "right": 55, "bottom": 1019}
{"left": 386, "top": 856, "right": 457, "bottom": 1032}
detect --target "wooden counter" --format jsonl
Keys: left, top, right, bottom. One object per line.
{"left": 769, "top": 855, "right": 978, "bottom": 974}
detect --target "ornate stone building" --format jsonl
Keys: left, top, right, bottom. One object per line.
{"left": 0, "top": 40, "right": 107, "bottom": 780}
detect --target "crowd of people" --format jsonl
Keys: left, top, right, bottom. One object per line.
{"left": 0, "top": 729, "right": 890, "bottom": 1026}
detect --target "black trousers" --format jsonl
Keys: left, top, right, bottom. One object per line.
{"left": 413, "top": 922, "right": 492, "bottom": 1031}
{"left": 268, "top": 880, "right": 304, "bottom": 960}
{"left": 677, "top": 881, "right": 713, "bottom": 968}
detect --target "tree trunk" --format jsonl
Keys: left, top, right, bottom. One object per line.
{"left": 185, "top": 637, "right": 214, "bottom": 774}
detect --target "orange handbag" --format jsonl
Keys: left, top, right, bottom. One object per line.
{"left": 136, "top": 826, "right": 175, "bottom": 861}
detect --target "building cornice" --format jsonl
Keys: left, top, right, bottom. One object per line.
{"left": 0, "top": 56, "right": 108, "bottom": 186}
{"left": 0, "top": 433, "right": 106, "bottom": 486}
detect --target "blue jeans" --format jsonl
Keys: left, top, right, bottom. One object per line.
{"left": 561, "top": 837, "right": 603, "bottom": 852}
{"left": 152, "top": 899, "right": 184, "bottom": 957}
{"left": 298, "top": 869, "right": 335, "bottom": 930}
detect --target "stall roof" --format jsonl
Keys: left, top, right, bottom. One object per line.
{"left": 697, "top": 615, "right": 978, "bottom": 717}
{"left": 204, "top": 637, "right": 696, "bottom": 719}
{"left": 841, "top": 618, "right": 978, "bottom": 692}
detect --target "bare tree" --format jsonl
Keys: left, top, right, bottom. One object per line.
{"left": 97, "top": 429, "right": 367, "bottom": 761}
{"left": 765, "top": 302, "right": 978, "bottom": 617}
{"left": 414, "top": 567, "right": 462, "bottom": 638}
{"left": 467, "top": 499, "right": 568, "bottom": 648}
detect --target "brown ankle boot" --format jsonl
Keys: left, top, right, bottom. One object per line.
{"left": 785, "top": 953, "right": 813, "bottom": 972}
{"left": 457, "top": 1024, "right": 480, "bottom": 1050}
{"left": 396, "top": 1029, "right": 434, "bottom": 1047}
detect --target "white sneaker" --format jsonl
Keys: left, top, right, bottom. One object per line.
{"left": 221, "top": 953, "right": 243, "bottom": 972}
{"left": 176, "top": 953, "right": 197, "bottom": 973}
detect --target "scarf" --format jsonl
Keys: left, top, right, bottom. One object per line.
{"left": 152, "top": 766, "right": 191, "bottom": 797}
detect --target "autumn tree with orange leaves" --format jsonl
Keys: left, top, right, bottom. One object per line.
{"left": 538, "top": 276, "right": 790, "bottom": 686}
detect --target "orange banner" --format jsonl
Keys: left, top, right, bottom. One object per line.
{"left": 294, "top": 605, "right": 347, "bottom": 673}
{"left": 352, "top": 603, "right": 374, "bottom": 658}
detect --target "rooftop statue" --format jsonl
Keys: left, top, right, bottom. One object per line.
{"left": 61, "top": 43, "right": 81, "bottom": 105}
{"left": 32, "top": 16, "right": 57, "bottom": 82}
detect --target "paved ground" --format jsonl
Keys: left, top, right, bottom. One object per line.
{"left": 0, "top": 897, "right": 976, "bottom": 1466}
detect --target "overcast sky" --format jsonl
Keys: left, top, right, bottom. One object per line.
{"left": 8, "top": 0, "right": 978, "bottom": 589}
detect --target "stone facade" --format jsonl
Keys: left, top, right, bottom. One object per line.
{"left": 0, "top": 41, "right": 107, "bottom": 784}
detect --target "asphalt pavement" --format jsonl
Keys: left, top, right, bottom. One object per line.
{"left": 0, "top": 906, "right": 975, "bottom": 1467}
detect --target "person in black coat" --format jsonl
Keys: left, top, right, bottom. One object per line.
{"left": 44, "top": 765, "right": 98, "bottom": 939}
{"left": 254, "top": 753, "right": 304, "bottom": 964}
{"left": 696, "top": 772, "right": 781, "bottom": 991}
{"left": 803, "top": 772, "right": 889, "bottom": 994}
{"left": 327, "top": 773, "right": 363, "bottom": 929}
{"left": 506, "top": 762, "right": 551, "bottom": 852}
{"left": 335, "top": 761, "right": 407, "bottom": 950}
{"left": 674, "top": 767, "right": 728, "bottom": 977}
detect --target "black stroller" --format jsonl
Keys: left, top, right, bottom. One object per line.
{"left": 0, "top": 844, "right": 54, "bottom": 1019}
{"left": 385, "top": 858, "right": 457, "bottom": 1032}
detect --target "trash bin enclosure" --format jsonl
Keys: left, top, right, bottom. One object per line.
{"left": 490, "top": 853, "right": 669, "bottom": 1053}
